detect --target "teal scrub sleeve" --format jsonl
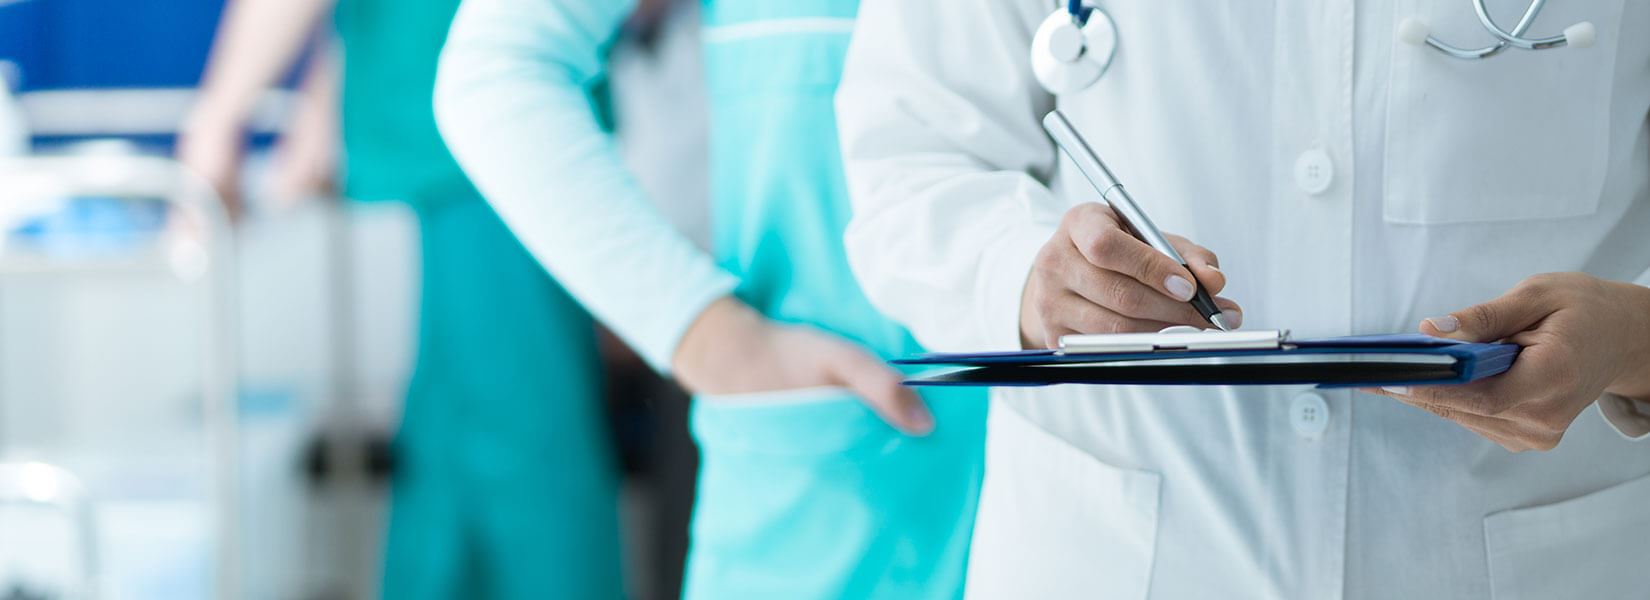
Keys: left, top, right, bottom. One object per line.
{"left": 435, "top": 0, "right": 739, "bottom": 372}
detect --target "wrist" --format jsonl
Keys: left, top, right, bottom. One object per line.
{"left": 1605, "top": 282, "right": 1650, "bottom": 402}
{"left": 670, "top": 296, "right": 765, "bottom": 391}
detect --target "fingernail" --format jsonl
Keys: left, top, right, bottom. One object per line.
{"left": 1223, "top": 309, "right": 1242, "bottom": 329}
{"left": 1381, "top": 386, "right": 1410, "bottom": 395}
{"left": 1425, "top": 315, "right": 1459, "bottom": 333}
{"left": 1205, "top": 263, "right": 1221, "bottom": 272}
{"left": 1166, "top": 275, "right": 1196, "bottom": 301}
{"left": 907, "top": 406, "right": 934, "bottom": 434}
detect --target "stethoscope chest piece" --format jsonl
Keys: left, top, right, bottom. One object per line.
{"left": 1031, "top": 6, "right": 1118, "bottom": 94}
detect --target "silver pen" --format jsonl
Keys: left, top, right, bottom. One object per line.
{"left": 1042, "top": 110, "right": 1232, "bottom": 331}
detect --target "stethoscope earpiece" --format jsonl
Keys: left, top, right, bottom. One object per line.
{"left": 1030, "top": 3, "right": 1118, "bottom": 94}
{"left": 1563, "top": 22, "right": 1596, "bottom": 48}
{"left": 1397, "top": 17, "right": 1432, "bottom": 47}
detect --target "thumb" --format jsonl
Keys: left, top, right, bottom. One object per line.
{"left": 1422, "top": 288, "right": 1552, "bottom": 343}
{"left": 824, "top": 342, "right": 934, "bottom": 436}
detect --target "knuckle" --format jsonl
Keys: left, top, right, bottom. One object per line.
{"left": 1463, "top": 303, "right": 1500, "bottom": 330}
{"left": 1106, "top": 278, "right": 1143, "bottom": 313}
{"left": 1060, "top": 205, "right": 1088, "bottom": 229}
{"left": 1093, "top": 224, "right": 1126, "bottom": 254}
{"left": 1179, "top": 241, "right": 1207, "bottom": 260}
{"left": 1032, "top": 246, "right": 1063, "bottom": 273}
{"left": 1537, "top": 272, "right": 1575, "bottom": 287}
{"left": 1516, "top": 280, "right": 1555, "bottom": 304}
{"left": 1520, "top": 273, "right": 1559, "bottom": 289}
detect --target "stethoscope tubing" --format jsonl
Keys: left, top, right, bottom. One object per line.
{"left": 1424, "top": 0, "right": 1576, "bottom": 59}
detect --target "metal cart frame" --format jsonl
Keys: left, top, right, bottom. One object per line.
{"left": 0, "top": 154, "right": 239, "bottom": 599}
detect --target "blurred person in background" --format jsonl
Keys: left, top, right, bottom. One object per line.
{"left": 180, "top": 0, "right": 624, "bottom": 597}
{"left": 435, "top": 0, "right": 987, "bottom": 598}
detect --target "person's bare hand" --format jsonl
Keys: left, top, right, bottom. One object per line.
{"left": 271, "top": 48, "right": 339, "bottom": 207}
{"left": 1020, "top": 202, "right": 1241, "bottom": 349}
{"left": 1365, "top": 273, "right": 1650, "bottom": 452}
{"left": 672, "top": 297, "right": 934, "bottom": 435}
{"left": 269, "top": 114, "right": 337, "bottom": 205}
{"left": 177, "top": 112, "right": 246, "bottom": 221}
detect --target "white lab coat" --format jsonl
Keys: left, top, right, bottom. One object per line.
{"left": 836, "top": 0, "right": 1650, "bottom": 597}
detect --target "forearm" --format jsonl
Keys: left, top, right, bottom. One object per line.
{"left": 271, "top": 45, "right": 340, "bottom": 200}
{"left": 287, "top": 45, "right": 338, "bottom": 136}
{"left": 189, "top": 0, "right": 335, "bottom": 128}
{"left": 435, "top": 0, "right": 736, "bottom": 372}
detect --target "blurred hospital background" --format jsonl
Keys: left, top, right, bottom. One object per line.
{"left": 0, "top": 0, "right": 708, "bottom": 598}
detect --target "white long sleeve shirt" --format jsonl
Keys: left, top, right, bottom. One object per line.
{"left": 837, "top": 0, "right": 1650, "bottom": 597}
{"left": 435, "top": 0, "right": 735, "bottom": 371}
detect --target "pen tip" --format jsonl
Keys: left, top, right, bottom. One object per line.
{"left": 1209, "top": 312, "right": 1234, "bottom": 332}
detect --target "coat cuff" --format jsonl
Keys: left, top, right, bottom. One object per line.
{"left": 1597, "top": 393, "right": 1650, "bottom": 441}
{"left": 977, "top": 224, "right": 1055, "bottom": 352}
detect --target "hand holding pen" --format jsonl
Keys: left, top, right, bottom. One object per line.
{"left": 1018, "top": 111, "right": 1243, "bottom": 349}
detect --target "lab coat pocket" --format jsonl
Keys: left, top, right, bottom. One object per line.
{"left": 965, "top": 404, "right": 1160, "bottom": 599}
{"left": 1482, "top": 470, "right": 1650, "bottom": 600}
{"left": 1383, "top": 0, "right": 1626, "bottom": 224}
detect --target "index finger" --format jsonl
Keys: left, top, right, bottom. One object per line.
{"left": 1364, "top": 348, "right": 1550, "bottom": 418}
{"left": 1065, "top": 205, "right": 1200, "bottom": 303}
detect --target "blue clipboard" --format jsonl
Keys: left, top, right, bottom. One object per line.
{"left": 894, "top": 333, "right": 1520, "bottom": 388}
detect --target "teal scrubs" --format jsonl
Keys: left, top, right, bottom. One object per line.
{"left": 685, "top": 1, "right": 988, "bottom": 597}
{"left": 334, "top": 0, "right": 622, "bottom": 597}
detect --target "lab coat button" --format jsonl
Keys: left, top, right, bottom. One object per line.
{"left": 1290, "top": 392, "right": 1330, "bottom": 439}
{"left": 1293, "top": 148, "right": 1334, "bottom": 195}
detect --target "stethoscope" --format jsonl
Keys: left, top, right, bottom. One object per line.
{"left": 1397, "top": 0, "right": 1594, "bottom": 59}
{"left": 1031, "top": 0, "right": 1597, "bottom": 94}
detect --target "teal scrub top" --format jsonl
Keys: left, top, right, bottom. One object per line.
{"left": 334, "top": 0, "right": 472, "bottom": 203}
{"left": 429, "top": 0, "right": 988, "bottom": 595}
{"left": 684, "top": 1, "right": 988, "bottom": 598}
{"left": 704, "top": 0, "right": 912, "bottom": 357}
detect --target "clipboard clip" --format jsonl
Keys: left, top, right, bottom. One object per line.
{"left": 1059, "top": 327, "right": 1290, "bottom": 355}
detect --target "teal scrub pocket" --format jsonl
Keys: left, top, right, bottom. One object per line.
{"left": 684, "top": 388, "right": 983, "bottom": 600}
{"left": 694, "top": 4, "right": 985, "bottom": 597}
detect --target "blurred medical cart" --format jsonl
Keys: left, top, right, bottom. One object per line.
{"left": 0, "top": 150, "right": 239, "bottom": 600}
